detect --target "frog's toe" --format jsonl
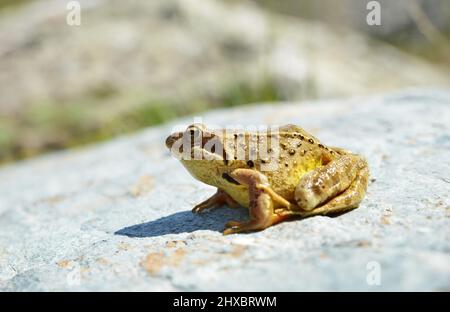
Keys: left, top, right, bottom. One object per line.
{"left": 192, "top": 204, "right": 210, "bottom": 213}
{"left": 224, "top": 220, "right": 241, "bottom": 228}
{"left": 223, "top": 220, "right": 253, "bottom": 235}
{"left": 223, "top": 224, "right": 260, "bottom": 235}
{"left": 223, "top": 221, "right": 266, "bottom": 235}
{"left": 223, "top": 224, "right": 247, "bottom": 235}
{"left": 192, "top": 190, "right": 239, "bottom": 213}
{"left": 223, "top": 227, "right": 240, "bottom": 235}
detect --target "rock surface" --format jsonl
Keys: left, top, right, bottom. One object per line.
{"left": 0, "top": 90, "right": 449, "bottom": 291}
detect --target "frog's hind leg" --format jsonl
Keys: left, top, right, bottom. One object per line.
{"left": 223, "top": 169, "right": 288, "bottom": 235}
{"left": 295, "top": 154, "right": 369, "bottom": 216}
{"left": 301, "top": 162, "right": 369, "bottom": 217}
{"left": 192, "top": 189, "right": 239, "bottom": 213}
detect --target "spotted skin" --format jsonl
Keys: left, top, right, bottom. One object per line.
{"left": 165, "top": 124, "right": 370, "bottom": 234}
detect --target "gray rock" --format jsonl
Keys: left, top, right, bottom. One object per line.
{"left": 0, "top": 89, "right": 449, "bottom": 291}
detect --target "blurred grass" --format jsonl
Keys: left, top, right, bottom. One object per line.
{"left": 0, "top": 77, "right": 285, "bottom": 164}
{"left": 1, "top": 0, "right": 449, "bottom": 165}
{"left": 252, "top": 0, "right": 450, "bottom": 68}
{"left": 382, "top": 18, "right": 450, "bottom": 69}
{"left": 0, "top": 0, "right": 31, "bottom": 11}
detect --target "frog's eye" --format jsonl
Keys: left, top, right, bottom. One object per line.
{"left": 187, "top": 123, "right": 206, "bottom": 131}
{"left": 187, "top": 126, "right": 202, "bottom": 141}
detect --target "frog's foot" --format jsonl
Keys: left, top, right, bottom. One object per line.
{"left": 223, "top": 214, "right": 286, "bottom": 235}
{"left": 295, "top": 154, "right": 369, "bottom": 216}
{"left": 192, "top": 189, "right": 239, "bottom": 213}
{"left": 223, "top": 169, "right": 288, "bottom": 235}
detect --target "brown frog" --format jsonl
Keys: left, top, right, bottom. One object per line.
{"left": 165, "top": 123, "right": 369, "bottom": 234}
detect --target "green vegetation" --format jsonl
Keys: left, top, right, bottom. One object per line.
{"left": 0, "top": 0, "right": 31, "bottom": 11}
{"left": 0, "top": 77, "right": 286, "bottom": 164}
{"left": 1, "top": 0, "right": 448, "bottom": 165}
{"left": 386, "top": 33, "right": 450, "bottom": 69}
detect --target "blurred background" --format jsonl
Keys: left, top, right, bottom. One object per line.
{"left": 0, "top": 0, "right": 449, "bottom": 164}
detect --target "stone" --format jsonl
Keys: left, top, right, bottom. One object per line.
{"left": 0, "top": 90, "right": 449, "bottom": 291}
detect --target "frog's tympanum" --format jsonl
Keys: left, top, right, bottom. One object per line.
{"left": 166, "top": 123, "right": 369, "bottom": 234}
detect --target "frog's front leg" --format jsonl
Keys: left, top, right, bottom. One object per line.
{"left": 295, "top": 154, "right": 369, "bottom": 216}
{"left": 192, "top": 189, "right": 239, "bottom": 213}
{"left": 223, "top": 169, "right": 288, "bottom": 235}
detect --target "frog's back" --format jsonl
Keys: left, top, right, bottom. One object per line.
{"left": 179, "top": 124, "right": 337, "bottom": 206}
{"left": 241, "top": 125, "right": 335, "bottom": 202}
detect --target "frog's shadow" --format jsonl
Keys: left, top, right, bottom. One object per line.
{"left": 115, "top": 206, "right": 349, "bottom": 237}
{"left": 115, "top": 206, "right": 250, "bottom": 238}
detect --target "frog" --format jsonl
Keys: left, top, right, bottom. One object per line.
{"left": 165, "top": 123, "right": 369, "bottom": 235}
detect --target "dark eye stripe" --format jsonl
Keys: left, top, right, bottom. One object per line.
{"left": 222, "top": 173, "right": 240, "bottom": 185}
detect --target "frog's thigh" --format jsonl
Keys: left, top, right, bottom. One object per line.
{"left": 223, "top": 169, "right": 287, "bottom": 234}
{"left": 301, "top": 162, "right": 369, "bottom": 217}
{"left": 295, "top": 154, "right": 369, "bottom": 211}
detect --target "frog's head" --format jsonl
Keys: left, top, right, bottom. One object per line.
{"left": 165, "top": 123, "right": 224, "bottom": 159}
{"left": 165, "top": 123, "right": 242, "bottom": 187}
